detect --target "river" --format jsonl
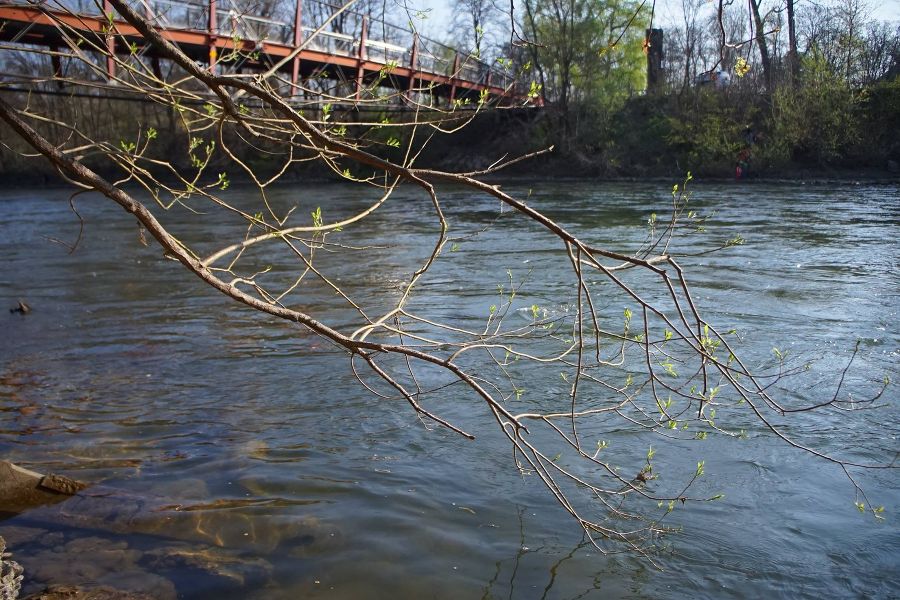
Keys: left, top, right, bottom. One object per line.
{"left": 1, "top": 181, "right": 898, "bottom": 599}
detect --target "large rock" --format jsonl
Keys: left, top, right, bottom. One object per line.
{"left": 0, "top": 462, "right": 87, "bottom": 517}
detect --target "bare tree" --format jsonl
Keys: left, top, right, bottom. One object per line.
{"left": 858, "top": 21, "right": 900, "bottom": 84}
{"left": 449, "top": 0, "right": 503, "bottom": 59}
{"left": 0, "top": 0, "right": 893, "bottom": 561}
{"left": 664, "top": 0, "right": 712, "bottom": 90}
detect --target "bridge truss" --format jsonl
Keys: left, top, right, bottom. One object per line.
{"left": 0, "top": 0, "right": 529, "bottom": 106}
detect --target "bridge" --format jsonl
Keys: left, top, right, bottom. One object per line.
{"left": 0, "top": 0, "right": 526, "bottom": 105}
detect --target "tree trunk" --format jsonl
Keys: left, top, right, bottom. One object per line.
{"left": 787, "top": 0, "right": 798, "bottom": 83}
{"left": 750, "top": 0, "right": 773, "bottom": 90}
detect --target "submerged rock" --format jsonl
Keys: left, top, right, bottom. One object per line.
{"left": 21, "top": 537, "right": 175, "bottom": 600}
{"left": 144, "top": 544, "right": 273, "bottom": 587}
{"left": 22, "top": 584, "right": 160, "bottom": 600}
{"left": 1, "top": 460, "right": 338, "bottom": 597}
{"left": 0, "top": 526, "right": 63, "bottom": 554}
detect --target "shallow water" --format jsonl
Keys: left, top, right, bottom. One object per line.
{"left": 1, "top": 181, "right": 898, "bottom": 599}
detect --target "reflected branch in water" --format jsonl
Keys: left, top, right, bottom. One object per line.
{"left": 480, "top": 505, "right": 598, "bottom": 600}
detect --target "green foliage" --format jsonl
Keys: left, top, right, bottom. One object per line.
{"left": 856, "top": 77, "right": 900, "bottom": 164}
{"left": 523, "top": 0, "right": 648, "bottom": 148}
{"left": 662, "top": 91, "right": 751, "bottom": 173}
{"left": 769, "top": 49, "right": 862, "bottom": 165}
{"left": 311, "top": 206, "right": 323, "bottom": 228}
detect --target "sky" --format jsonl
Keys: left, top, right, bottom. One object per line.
{"left": 410, "top": 0, "right": 899, "bottom": 43}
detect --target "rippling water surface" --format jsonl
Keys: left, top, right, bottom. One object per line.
{"left": 1, "top": 181, "right": 898, "bottom": 599}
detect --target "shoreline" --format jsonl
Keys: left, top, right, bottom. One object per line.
{"left": 1, "top": 169, "right": 898, "bottom": 190}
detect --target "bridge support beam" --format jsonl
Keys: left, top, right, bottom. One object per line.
{"left": 355, "top": 16, "right": 368, "bottom": 101}
{"left": 140, "top": 1, "right": 163, "bottom": 81}
{"left": 207, "top": 0, "right": 217, "bottom": 73}
{"left": 291, "top": 0, "right": 302, "bottom": 96}
{"left": 50, "top": 45, "right": 63, "bottom": 89}
{"left": 448, "top": 52, "right": 460, "bottom": 106}
{"left": 407, "top": 33, "right": 418, "bottom": 99}
{"left": 103, "top": 0, "right": 115, "bottom": 81}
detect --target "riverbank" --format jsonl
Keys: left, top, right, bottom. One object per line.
{"left": 3, "top": 83, "right": 898, "bottom": 187}
{"left": 2, "top": 151, "right": 898, "bottom": 189}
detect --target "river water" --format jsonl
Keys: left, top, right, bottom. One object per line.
{"left": 0, "top": 181, "right": 897, "bottom": 599}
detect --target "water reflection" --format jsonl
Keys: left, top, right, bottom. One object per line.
{"left": 480, "top": 507, "right": 599, "bottom": 600}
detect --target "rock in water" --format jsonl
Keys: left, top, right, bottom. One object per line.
{"left": 39, "top": 474, "right": 88, "bottom": 496}
{"left": 0, "top": 462, "right": 87, "bottom": 516}
{"left": 9, "top": 300, "right": 31, "bottom": 314}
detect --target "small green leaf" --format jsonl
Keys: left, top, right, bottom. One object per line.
{"left": 311, "top": 206, "right": 323, "bottom": 228}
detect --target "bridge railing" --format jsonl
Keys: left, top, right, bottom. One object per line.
{"left": 11, "top": 0, "right": 519, "bottom": 92}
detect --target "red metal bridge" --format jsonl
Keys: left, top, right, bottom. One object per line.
{"left": 0, "top": 0, "right": 525, "bottom": 105}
